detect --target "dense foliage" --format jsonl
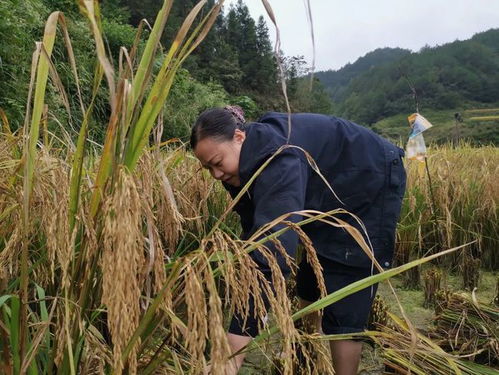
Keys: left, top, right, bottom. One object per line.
{"left": 315, "top": 47, "right": 411, "bottom": 104}
{"left": 0, "top": 0, "right": 333, "bottom": 143}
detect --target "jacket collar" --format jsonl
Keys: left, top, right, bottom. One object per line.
{"left": 238, "top": 122, "right": 286, "bottom": 187}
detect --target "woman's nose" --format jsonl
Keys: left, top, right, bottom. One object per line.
{"left": 211, "top": 168, "right": 223, "bottom": 180}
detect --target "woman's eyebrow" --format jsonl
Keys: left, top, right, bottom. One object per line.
{"left": 206, "top": 155, "right": 220, "bottom": 165}
{"left": 200, "top": 154, "right": 220, "bottom": 169}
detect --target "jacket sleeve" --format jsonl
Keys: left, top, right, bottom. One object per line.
{"left": 229, "top": 148, "right": 309, "bottom": 336}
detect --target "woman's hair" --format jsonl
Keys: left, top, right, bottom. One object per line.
{"left": 190, "top": 106, "right": 246, "bottom": 149}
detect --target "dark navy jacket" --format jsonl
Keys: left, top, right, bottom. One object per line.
{"left": 224, "top": 112, "right": 406, "bottom": 273}
{"left": 225, "top": 112, "right": 407, "bottom": 336}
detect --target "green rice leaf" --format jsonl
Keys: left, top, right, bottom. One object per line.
{"left": 251, "top": 243, "right": 473, "bottom": 346}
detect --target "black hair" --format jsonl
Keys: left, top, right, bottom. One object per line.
{"left": 190, "top": 107, "right": 246, "bottom": 150}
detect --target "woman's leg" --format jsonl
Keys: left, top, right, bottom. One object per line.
{"left": 319, "top": 260, "right": 378, "bottom": 375}
{"left": 297, "top": 256, "right": 370, "bottom": 374}
{"left": 329, "top": 340, "right": 363, "bottom": 375}
{"left": 299, "top": 297, "right": 363, "bottom": 375}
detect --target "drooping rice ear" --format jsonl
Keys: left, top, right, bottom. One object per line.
{"left": 101, "top": 169, "right": 144, "bottom": 374}
{"left": 183, "top": 260, "right": 208, "bottom": 372}
{"left": 255, "top": 245, "right": 299, "bottom": 375}
{"left": 33, "top": 152, "right": 74, "bottom": 288}
{"left": 202, "top": 255, "right": 232, "bottom": 374}
{"left": 133, "top": 154, "right": 168, "bottom": 296}
{"left": 0, "top": 224, "right": 22, "bottom": 281}
{"left": 282, "top": 221, "right": 327, "bottom": 299}
{"left": 156, "top": 154, "right": 185, "bottom": 254}
{"left": 208, "top": 231, "right": 268, "bottom": 329}
{"left": 79, "top": 323, "right": 112, "bottom": 374}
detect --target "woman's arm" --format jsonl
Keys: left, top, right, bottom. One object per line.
{"left": 227, "top": 148, "right": 309, "bottom": 347}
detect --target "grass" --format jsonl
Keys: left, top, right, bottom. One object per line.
{"left": 378, "top": 271, "right": 498, "bottom": 328}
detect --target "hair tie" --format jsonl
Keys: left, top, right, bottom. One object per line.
{"left": 224, "top": 105, "right": 246, "bottom": 124}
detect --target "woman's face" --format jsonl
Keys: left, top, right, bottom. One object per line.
{"left": 194, "top": 129, "right": 246, "bottom": 187}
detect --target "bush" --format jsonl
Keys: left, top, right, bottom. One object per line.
{"left": 231, "top": 95, "right": 259, "bottom": 120}
{"left": 162, "top": 69, "right": 228, "bottom": 141}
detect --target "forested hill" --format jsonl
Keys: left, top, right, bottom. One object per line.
{"left": 315, "top": 47, "right": 411, "bottom": 101}
{"left": 315, "top": 29, "right": 499, "bottom": 126}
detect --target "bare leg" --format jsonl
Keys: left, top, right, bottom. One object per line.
{"left": 329, "top": 340, "right": 362, "bottom": 375}
{"left": 299, "top": 298, "right": 362, "bottom": 375}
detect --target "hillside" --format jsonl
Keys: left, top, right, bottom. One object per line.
{"left": 315, "top": 47, "right": 411, "bottom": 101}
{"left": 315, "top": 29, "right": 499, "bottom": 144}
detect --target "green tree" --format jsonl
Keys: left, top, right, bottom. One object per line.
{"left": 254, "top": 15, "right": 278, "bottom": 93}
{"left": 0, "top": 0, "right": 48, "bottom": 127}
{"left": 224, "top": 1, "right": 258, "bottom": 92}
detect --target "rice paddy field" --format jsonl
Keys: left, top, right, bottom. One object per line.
{"left": 1, "top": 1, "right": 498, "bottom": 374}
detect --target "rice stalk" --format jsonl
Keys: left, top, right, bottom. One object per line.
{"left": 432, "top": 291, "right": 498, "bottom": 366}
{"left": 422, "top": 267, "right": 442, "bottom": 308}
{"left": 461, "top": 254, "right": 481, "bottom": 290}
{"left": 284, "top": 222, "right": 326, "bottom": 299}
{"left": 0, "top": 108, "right": 12, "bottom": 136}
{"left": 203, "top": 256, "right": 232, "bottom": 374}
{"left": 374, "top": 311, "right": 497, "bottom": 375}
{"left": 78, "top": 324, "right": 112, "bottom": 375}
{"left": 251, "top": 243, "right": 472, "bottom": 347}
{"left": 1, "top": 1, "right": 497, "bottom": 374}
{"left": 399, "top": 145, "right": 498, "bottom": 270}
{"left": 494, "top": 277, "right": 499, "bottom": 306}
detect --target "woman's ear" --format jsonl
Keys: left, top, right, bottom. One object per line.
{"left": 233, "top": 129, "right": 246, "bottom": 144}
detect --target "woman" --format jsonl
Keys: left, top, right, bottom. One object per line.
{"left": 191, "top": 106, "right": 406, "bottom": 375}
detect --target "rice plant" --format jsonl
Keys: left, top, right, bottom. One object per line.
{"left": 422, "top": 267, "right": 442, "bottom": 308}
{"left": 396, "top": 145, "right": 499, "bottom": 285}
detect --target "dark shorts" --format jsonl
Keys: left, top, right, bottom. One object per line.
{"left": 296, "top": 255, "right": 378, "bottom": 334}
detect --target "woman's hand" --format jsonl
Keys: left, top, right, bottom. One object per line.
{"left": 202, "top": 360, "right": 241, "bottom": 375}
{"left": 203, "top": 333, "right": 252, "bottom": 374}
